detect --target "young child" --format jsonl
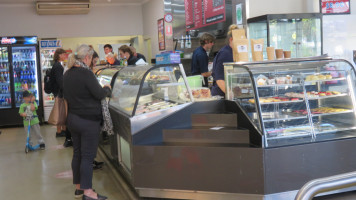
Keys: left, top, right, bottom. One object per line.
{"left": 19, "top": 90, "right": 45, "bottom": 150}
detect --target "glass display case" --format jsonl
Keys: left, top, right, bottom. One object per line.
{"left": 248, "top": 13, "right": 322, "bottom": 59}
{"left": 95, "top": 65, "right": 124, "bottom": 87}
{"left": 224, "top": 57, "right": 356, "bottom": 147}
{"left": 110, "top": 64, "right": 193, "bottom": 117}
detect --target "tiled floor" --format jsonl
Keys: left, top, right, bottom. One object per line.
{"left": 0, "top": 124, "right": 134, "bottom": 200}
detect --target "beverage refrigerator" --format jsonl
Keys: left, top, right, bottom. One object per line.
{"left": 0, "top": 36, "right": 43, "bottom": 126}
{"left": 39, "top": 40, "right": 61, "bottom": 121}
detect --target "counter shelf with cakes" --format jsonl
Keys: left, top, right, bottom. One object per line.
{"left": 224, "top": 57, "right": 356, "bottom": 147}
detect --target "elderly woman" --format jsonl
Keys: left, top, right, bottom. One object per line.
{"left": 63, "top": 44, "right": 111, "bottom": 200}
{"left": 118, "top": 45, "right": 139, "bottom": 65}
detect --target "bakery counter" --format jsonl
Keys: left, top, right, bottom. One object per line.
{"left": 224, "top": 56, "right": 356, "bottom": 148}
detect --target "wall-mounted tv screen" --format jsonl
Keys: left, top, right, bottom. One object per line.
{"left": 185, "top": 0, "right": 226, "bottom": 31}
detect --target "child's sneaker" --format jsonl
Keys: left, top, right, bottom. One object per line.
{"left": 40, "top": 143, "right": 45, "bottom": 150}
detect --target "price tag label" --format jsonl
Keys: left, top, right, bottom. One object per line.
{"left": 254, "top": 44, "right": 263, "bottom": 52}
{"left": 237, "top": 45, "right": 248, "bottom": 53}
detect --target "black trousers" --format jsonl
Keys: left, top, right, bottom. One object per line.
{"left": 67, "top": 113, "right": 101, "bottom": 189}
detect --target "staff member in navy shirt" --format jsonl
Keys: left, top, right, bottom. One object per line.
{"left": 211, "top": 24, "right": 238, "bottom": 97}
{"left": 191, "top": 32, "right": 215, "bottom": 87}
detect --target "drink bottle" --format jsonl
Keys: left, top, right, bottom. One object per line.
{"left": 123, "top": 56, "right": 128, "bottom": 66}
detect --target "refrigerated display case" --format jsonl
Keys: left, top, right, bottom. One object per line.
{"left": 0, "top": 47, "right": 11, "bottom": 109}
{"left": 0, "top": 36, "right": 43, "bottom": 126}
{"left": 224, "top": 56, "right": 356, "bottom": 147}
{"left": 106, "top": 64, "right": 193, "bottom": 170}
{"left": 39, "top": 40, "right": 61, "bottom": 121}
{"left": 248, "top": 13, "right": 322, "bottom": 59}
{"left": 97, "top": 58, "right": 356, "bottom": 200}
{"left": 94, "top": 65, "right": 125, "bottom": 161}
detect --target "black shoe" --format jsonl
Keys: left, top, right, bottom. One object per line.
{"left": 75, "top": 189, "right": 84, "bottom": 199}
{"left": 40, "top": 143, "right": 45, "bottom": 150}
{"left": 55, "top": 131, "right": 66, "bottom": 137}
{"left": 93, "top": 164, "right": 103, "bottom": 170}
{"left": 63, "top": 139, "right": 73, "bottom": 147}
{"left": 93, "top": 160, "right": 104, "bottom": 166}
{"left": 82, "top": 193, "right": 107, "bottom": 200}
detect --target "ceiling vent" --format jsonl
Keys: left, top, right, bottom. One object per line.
{"left": 36, "top": 1, "right": 90, "bottom": 15}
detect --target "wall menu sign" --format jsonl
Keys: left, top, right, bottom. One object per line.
{"left": 158, "top": 18, "right": 165, "bottom": 51}
{"left": 320, "top": 0, "right": 350, "bottom": 14}
{"left": 185, "top": 0, "right": 226, "bottom": 31}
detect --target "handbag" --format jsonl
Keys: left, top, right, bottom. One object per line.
{"left": 48, "top": 97, "right": 68, "bottom": 126}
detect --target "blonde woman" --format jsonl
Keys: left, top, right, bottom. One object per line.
{"left": 63, "top": 44, "right": 111, "bottom": 200}
{"left": 211, "top": 24, "right": 238, "bottom": 97}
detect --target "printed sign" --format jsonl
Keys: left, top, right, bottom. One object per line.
{"left": 0, "top": 36, "right": 37, "bottom": 45}
{"left": 185, "top": 0, "right": 226, "bottom": 31}
{"left": 158, "top": 18, "right": 165, "bottom": 51}
{"left": 254, "top": 44, "right": 263, "bottom": 52}
{"left": 40, "top": 40, "right": 62, "bottom": 48}
{"left": 236, "top": 4, "right": 242, "bottom": 25}
{"left": 320, "top": 0, "right": 350, "bottom": 14}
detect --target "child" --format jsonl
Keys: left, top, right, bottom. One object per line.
{"left": 19, "top": 90, "right": 45, "bottom": 150}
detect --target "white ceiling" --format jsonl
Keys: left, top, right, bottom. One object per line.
{"left": 0, "top": 0, "right": 148, "bottom": 4}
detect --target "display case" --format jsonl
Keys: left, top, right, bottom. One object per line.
{"left": 248, "top": 13, "right": 322, "bottom": 59}
{"left": 110, "top": 64, "right": 193, "bottom": 117}
{"left": 95, "top": 65, "right": 123, "bottom": 87}
{"left": 225, "top": 56, "right": 356, "bottom": 147}
{"left": 106, "top": 64, "right": 193, "bottom": 172}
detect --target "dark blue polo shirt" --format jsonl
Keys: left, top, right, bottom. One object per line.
{"left": 211, "top": 45, "right": 233, "bottom": 97}
{"left": 191, "top": 46, "right": 209, "bottom": 87}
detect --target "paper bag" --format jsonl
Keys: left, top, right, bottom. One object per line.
{"left": 233, "top": 39, "right": 249, "bottom": 62}
{"left": 251, "top": 39, "right": 264, "bottom": 61}
{"left": 48, "top": 97, "right": 68, "bottom": 126}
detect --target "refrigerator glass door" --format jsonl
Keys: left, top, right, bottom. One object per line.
{"left": 12, "top": 46, "right": 39, "bottom": 107}
{"left": 0, "top": 47, "right": 11, "bottom": 108}
{"left": 40, "top": 48, "right": 55, "bottom": 107}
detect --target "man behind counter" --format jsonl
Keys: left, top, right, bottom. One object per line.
{"left": 103, "top": 44, "right": 120, "bottom": 65}
{"left": 191, "top": 32, "right": 215, "bottom": 87}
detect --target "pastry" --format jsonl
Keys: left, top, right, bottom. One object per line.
{"left": 318, "top": 74, "right": 326, "bottom": 80}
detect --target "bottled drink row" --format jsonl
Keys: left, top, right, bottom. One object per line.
{"left": 0, "top": 96, "right": 11, "bottom": 107}
{"left": 0, "top": 49, "right": 9, "bottom": 61}
{"left": 0, "top": 72, "right": 10, "bottom": 83}
{"left": 0, "top": 85, "right": 10, "bottom": 94}
{"left": 13, "top": 61, "right": 36, "bottom": 70}
{"left": 14, "top": 80, "right": 36, "bottom": 91}
{"left": 0, "top": 63, "right": 9, "bottom": 70}
{"left": 15, "top": 93, "right": 38, "bottom": 106}
{"left": 13, "top": 50, "right": 35, "bottom": 60}
{"left": 14, "top": 70, "right": 36, "bottom": 81}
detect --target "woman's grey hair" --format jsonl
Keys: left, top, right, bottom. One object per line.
{"left": 67, "top": 44, "right": 94, "bottom": 69}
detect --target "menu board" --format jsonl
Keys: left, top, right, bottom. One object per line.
{"left": 185, "top": 0, "right": 226, "bottom": 31}
{"left": 320, "top": 0, "right": 350, "bottom": 14}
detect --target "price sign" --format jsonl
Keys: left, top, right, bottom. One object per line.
{"left": 320, "top": 0, "right": 350, "bottom": 14}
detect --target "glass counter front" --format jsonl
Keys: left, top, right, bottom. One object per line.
{"left": 110, "top": 64, "right": 193, "bottom": 117}
{"left": 225, "top": 57, "right": 356, "bottom": 147}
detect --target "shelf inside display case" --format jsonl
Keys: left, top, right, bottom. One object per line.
{"left": 224, "top": 57, "right": 356, "bottom": 147}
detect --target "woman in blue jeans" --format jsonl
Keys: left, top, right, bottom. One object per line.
{"left": 63, "top": 44, "right": 111, "bottom": 200}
